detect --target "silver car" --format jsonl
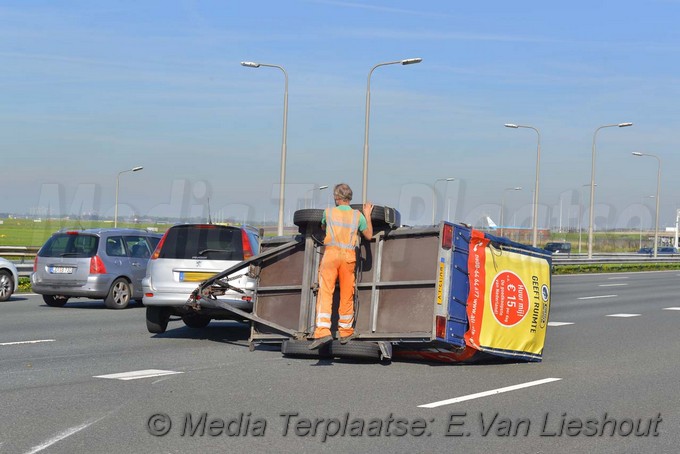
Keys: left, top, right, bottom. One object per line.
{"left": 0, "top": 257, "right": 19, "bottom": 302}
{"left": 143, "top": 224, "right": 260, "bottom": 333}
{"left": 31, "top": 228, "right": 162, "bottom": 309}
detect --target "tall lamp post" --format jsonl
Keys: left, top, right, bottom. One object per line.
{"left": 241, "top": 61, "right": 288, "bottom": 236}
{"left": 431, "top": 177, "right": 455, "bottom": 224}
{"left": 362, "top": 57, "right": 422, "bottom": 204}
{"left": 578, "top": 183, "right": 597, "bottom": 254}
{"left": 638, "top": 195, "right": 655, "bottom": 250}
{"left": 114, "top": 166, "right": 143, "bottom": 228}
{"left": 504, "top": 124, "right": 541, "bottom": 247}
{"left": 305, "top": 185, "right": 328, "bottom": 209}
{"left": 587, "top": 122, "right": 633, "bottom": 259}
{"left": 500, "top": 187, "right": 522, "bottom": 237}
{"left": 633, "top": 152, "right": 661, "bottom": 258}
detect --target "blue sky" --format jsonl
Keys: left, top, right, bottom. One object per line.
{"left": 3, "top": 0, "right": 680, "bottom": 230}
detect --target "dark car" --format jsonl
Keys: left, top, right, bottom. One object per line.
{"left": 544, "top": 242, "right": 572, "bottom": 255}
{"left": 31, "top": 228, "right": 162, "bottom": 308}
{"left": 639, "top": 246, "right": 678, "bottom": 255}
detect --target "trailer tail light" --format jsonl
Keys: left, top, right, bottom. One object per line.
{"left": 150, "top": 231, "right": 168, "bottom": 260}
{"left": 242, "top": 230, "right": 254, "bottom": 260}
{"left": 436, "top": 315, "right": 447, "bottom": 339}
{"left": 33, "top": 256, "right": 38, "bottom": 272}
{"left": 442, "top": 224, "right": 453, "bottom": 250}
{"left": 241, "top": 296, "right": 252, "bottom": 302}
{"left": 90, "top": 255, "right": 107, "bottom": 274}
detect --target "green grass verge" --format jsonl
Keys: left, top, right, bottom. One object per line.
{"left": 554, "top": 262, "right": 680, "bottom": 275}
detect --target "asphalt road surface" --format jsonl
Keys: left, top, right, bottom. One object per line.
{"left": 1, "top": 271, "right": 679, "bottom": 453}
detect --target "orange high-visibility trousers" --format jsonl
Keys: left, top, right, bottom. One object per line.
{"left": 313, "top": 246, "right": 356, "bottom": 338}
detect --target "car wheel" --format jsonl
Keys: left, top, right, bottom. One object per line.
{"left": 293, "top": 209, "right": 324, "bottom": 234}
{"left": 0, "top": 270, "right": 14, "bottom": 302}
{"left": 146, "top": 306, "right": 170, "bottom": 333}
{"left": 42, "top": 295, "right": 68, "bottom": 307}
{"left": 182, "top": 313, "right": 211, "bottom": 329}
{"left": 105, "top": 278, "right": 131, "bottom": 309}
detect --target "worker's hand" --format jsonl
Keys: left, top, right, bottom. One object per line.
{"left": 363, "top": 202, "right": 374, "bottom": 217}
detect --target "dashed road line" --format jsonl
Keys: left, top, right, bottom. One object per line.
{"left": 548, "top": 322, "right": 574, "bottom": 326}
{"left": 25, "top": 419, "right": 99, "bottom": 454}
{"left": 598, "top": 283, "right": 628, "bottom": 287}
{"left": 0, "top": 339, "right": 55, "bottom": 347}
{"left": 418, "top": 378, "right": 562, "bottom": 408}
{"left": 578, "top": 295, "right": 617, "bottom": 300}
{"left": 663, "top": 307, "right": 680, "bottom": 311}
{"left": 94, "top": 369, "right": 183, "bottom": 381}
{"left": 606, "top": 313, "right": 640, "bottom": 318}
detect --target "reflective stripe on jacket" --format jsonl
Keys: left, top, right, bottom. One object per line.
{"left": 324, "top": 207, "right": 360, "bottom": 250}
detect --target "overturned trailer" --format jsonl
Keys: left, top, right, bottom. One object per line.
{"left": 186, "top": 207, "right": 552, "bottom": 363}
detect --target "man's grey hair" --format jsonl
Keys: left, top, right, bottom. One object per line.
{"left": 333, "top": 183, "right": 353, "bottom": 202}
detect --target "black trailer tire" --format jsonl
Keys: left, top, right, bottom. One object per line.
{"left": 349, "top": 204, "right": 400, "bottom": 229}
{"left": 331, "top": 341, "right": 382, "bottom": 361}
{"left": 42, "top": 295, "right": 68, "bottom": 307}
{"left": 293, "top": 209, "right": 324, "bottom": 234}
{"left": 281, "top": 339, "right": 332, "bottom": 358}
{"left": 182, "top": 313, "right": 211, "bottom": 329}
{"left": 146, "top": 306, "right": 170, "bottom": 334}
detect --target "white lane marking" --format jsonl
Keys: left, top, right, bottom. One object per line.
{"left": 94, "top": 369, "right": 183, "bottom": 381}
{"left": 606, "top": 313, "right": 641, "bottom": 318}
{"left": 598, "top": 283, "right": 628, "bottom": 287}
{"left": 25, "top": 419, "right": 97, "bottom": 454}
{"left": 663, "top": 307, "right": 680, "bottom": 311}
{"left": 578, "top": 295, "right": 617, "bottom": 300}
{"left": 0, "top": 339, "right": 55, "bottom": 346}
{"left": 418, "top": 378, "right": 562, "bottom": 409}
{"left": 548, "top": 322, "right": 574, "bottom": 326}
{"left": 607, "top": 277, "right": 629, "bottom": 280}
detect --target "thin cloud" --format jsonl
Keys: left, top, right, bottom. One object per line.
{"left": 304, "top": 0, "right": 454, "bottom": 18}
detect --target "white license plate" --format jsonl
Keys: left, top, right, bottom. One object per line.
{"left": 49, "top": 266, "right": 74, "bottom": 274}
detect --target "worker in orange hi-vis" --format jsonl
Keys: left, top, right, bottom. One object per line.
{"left": 309, "top": 183, "right": 373, "bottom": 350}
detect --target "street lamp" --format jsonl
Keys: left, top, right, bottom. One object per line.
{"left": 578, "top": 183, "right": 597, "bottom": 254}
{"left": 305, "top": 185, "right": 328, "bottom": 209}
{"left": 114, "top": 166, "right": 143, "bottom": 228}
{"left": 241, "top": 61, "right": 288, "bottom": 236}
{"left": 632, "top": 152, "right": 662, "bottom": 258}
{"left": 432, "top": 177, "right": 455, "bottom": 224}
{"left": 638, "top": 195, "right": 655, "bottom": 250}
{"left": 362, "top": 57, "right": 422, "bottom": 204}
{"left": 587, "top": 122, "right": 633, "bottom": 258}
{"left": 504, "top": 123, "right": 541, "bottom": 247}
{"left": 500, "top": 187, "right": 522, "bottom": 237}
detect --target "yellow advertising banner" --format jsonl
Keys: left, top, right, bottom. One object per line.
{"left": 465, "top": 230, "right": 551, "bottom": 359}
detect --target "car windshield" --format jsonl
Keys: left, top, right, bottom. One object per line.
{"left": 158, "top": 225, "right": 244, "bottom": 261}
{"left": 39, "top": 233, "right": 99, "bottom": 258}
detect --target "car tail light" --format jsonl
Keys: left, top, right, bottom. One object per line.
{"left": 33, "top": 256, "right": 38, "bottom": 272}
{"left": 145, "top": 293, "right": 154, "bottom": 298}
{"left": 436, "top": 315, "right": 447, "bottom": 339}
{"left": 150, "top": 231, "right": 168, "bottom": 260}
{"left": 442, "top": 224, "right": 453, "bottom": 250}
{"left": 90, "top": 255, "right": 107, "bottom": 274}
{"left": 242, "top": 230, "right": 254, "bottom": 260}
{"left": 241, "top": 296, "right": 252, "bottom": 302}
{"left": 66, "top": 231, "right": 79, "bottom": 235}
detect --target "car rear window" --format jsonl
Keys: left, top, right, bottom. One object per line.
{"left": 39, "top": 233, "right": 99, "bottom": 258}
{"left": 158, "top": 225, "right": 244, "bottom": 260}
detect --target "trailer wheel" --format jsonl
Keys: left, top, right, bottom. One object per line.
{"left": 331, "top": 341, "right": 382, "bottom": 361}
{"left": 349, "top": 204, "right": 400, "bottom": 229}
{"left": 292, "top": 209, "right": 324, "bottom": 234}
{"left": 281, "top": 339, "right": 332, "bottom": 358}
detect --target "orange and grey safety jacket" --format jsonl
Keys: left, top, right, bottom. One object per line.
{"left": 323, "top": 207, "right": 360, "bottom": 250}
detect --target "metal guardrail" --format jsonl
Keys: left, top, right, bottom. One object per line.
{"left": 551, "top": 252, "right": 680, "bottom": 266}
{"left": 0, "top": 246, "right": 39, "bottom": 277}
